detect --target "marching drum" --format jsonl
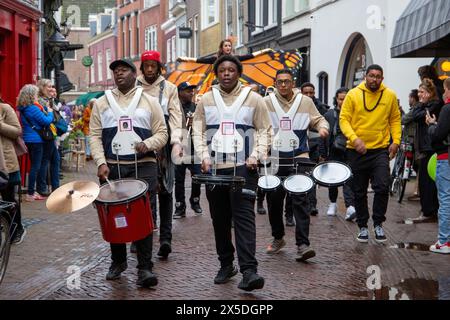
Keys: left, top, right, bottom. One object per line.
{"left": 311, "top": 161, "right": 352, "bottom": 188}
{"left": 193, "top": 174, "right": 246, "bottom": 188}
{"left": 282, "top": 174, "right": 315, "bottom": 195}
{"left": 258, "top": 175, "right": 281, "bottom": 192}
{"left": 95, "top": 179, "right": 153, "bottom": 243}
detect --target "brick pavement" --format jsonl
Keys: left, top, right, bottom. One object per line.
{"left": 0, "top": 162, "right": 449, "bottom": 300}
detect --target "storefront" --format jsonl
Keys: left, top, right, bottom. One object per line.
{"left": 0, "top": 0, "right": 41, "bottom": 107}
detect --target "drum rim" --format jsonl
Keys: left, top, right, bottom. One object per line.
{"left": 193, "top": 174, "right": 246, "bottom": 185}
{"left": 95, "top": 178, "right": 149, "bottom": 204}
{"left": 258, "top": 175, "right": 281, "bottom": 190}
{"left": 282, "top": 174, "right": 314, "bottom": 193}
{"left": 312, "top": 160, "right": 352, "bottom": 186}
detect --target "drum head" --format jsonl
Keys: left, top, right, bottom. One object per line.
{"left": 312, "top": 162, "right": 352, "bottom": 187}
{"left": 258, "top": 175, "right": 281, "bottom": 190}
{"left": 283, "top": 174, "right": 314, "bottom": 194}
{"left": 97, "top": 179, "right": 148, "bottom": 203}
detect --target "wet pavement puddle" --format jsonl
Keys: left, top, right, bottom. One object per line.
{"left": 389, "top": 242, "right": 430, "bottom": 252}
{"left": 347, "top": 279, "right": 439, "bottom": 300}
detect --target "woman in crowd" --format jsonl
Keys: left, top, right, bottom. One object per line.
{"left": 0, "top": 97, "right": 26, "bottom": 243}
{"left": 18, "top": 84, "right": 54, "bottom": 201}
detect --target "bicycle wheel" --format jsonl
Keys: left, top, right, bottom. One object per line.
{"left": 0, "top": 214, "right": 11, "bottom": 285}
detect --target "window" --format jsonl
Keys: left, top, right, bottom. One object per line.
{"left": 194, "top": 15, "right": 199, "bottom": 57}
{"left": 167, "top": 39, "right": 171, "bottom": 63}
{"left": 226, "top": 0, "right": 233, "bottom": 37}
{"left": 121, "top": 18, "right": 125, "bottom": 57}
{"left": 187, "top": 18, "right": 192, "bottom": 56}
{"left": 128, "top": 16, "right": 132, "bottom": 57}
{"left": 135, "top": 12, "right": 139, "bottom": 55}
{"left": 268, "top": 0, "right": 277, "bottom": 26}
{"left": 90, "top": 61, "right": 95, "bottom": 84}
{"left": 105, "top": 49, "right": 112, "bottom": 80}
{"left": 254, "top": 0, "right": 264, "bottom": 32}
{"left": 202, "top": 0, "right": 219, "bottom": 29}
{"left": 97, "top": 52, "right": 103, "bottom": 82}
{"left": 318, "top": 72, "right": 329, "bottom": 105}
{"left": 145, "top": 25, "right": 158, "bottom": 51}
{"left": 144, "top": 0, "right": 159, "bottom": 9}
{"left": 236, "top": 0, "right": 244, "bottom": 46}
{"left": 171, "top": 36, "right": 176, "bottom": 63}
{"left": 285, "top": 0, "right": 310, "bottom": 18}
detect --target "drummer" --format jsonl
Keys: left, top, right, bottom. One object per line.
{"left": 192, "top": 55, "right": 271, "bottom": 291}
{"left": 263, "top": 69, "right": 329, "bottom": 261}
{"left": 89, "top": 58, "right": 168, "bottom": 288}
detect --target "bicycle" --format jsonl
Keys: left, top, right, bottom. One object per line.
{"left": 0, "top": 200, "right": 16, "bottom": 286}
{"left": 390, "top": 141, "right": 414, "bottom": 203}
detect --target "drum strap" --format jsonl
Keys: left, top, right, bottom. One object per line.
{"left": 105, "top": 88, "right": 143, "bottom": 120}
{"left": 212, "top": 87, "right": 251, "bottom": 121}
{"left": 269, "top": 93, "right": 303, "bottom": 125}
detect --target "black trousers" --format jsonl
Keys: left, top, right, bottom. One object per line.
{"left": 418, "top": 153, "right": 439, "bottom": 216}
{"left": 205, "top": 165, "right": 259, "bottom": 273}
{"left": 346, "top": 149, "right": 390, "bottom": 228}
{"left": 107, "top": 162, "right": 157, "bottom": 270}
{"left": 328, "top": 149, "right": 354, "bottom": 207}
{"left": 267, "top": 159, "right": 312, "bottom": 246}
{"left": 175, "top": 163, "right": 201, "bottom": 205}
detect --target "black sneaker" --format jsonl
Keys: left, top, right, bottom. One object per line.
{"left": 357, "top": 227, "right": 369, "bottom": 243}
{"left": 173, "top": 202, "right": 186, "bottom": 219}
{"left": 256, "top": 202, "right": 267, "bottom": 215}
{"left": 136, "top": 269, "right": 158, "bottom": 288}
{"left": 11, "top": 228, "right": 27, "bottom": 245}
{"left": 190, "top": 197, "right": 203, "bottom": 215}
{"left": 237, "top": 270, "right": 265, "bottom": 291}
{"left": 310, "top": 208, "right": 319, "bottom": 216}
{"left": 157, "top": 241, "right": 172, "bottom": 258}
{"left": 130, "top": 242, "right": 137, "bottom": 254}
{"left": 374, "top": 225, "right": 387, "bottom": 243}
{"left": 106, "top": 262, "right": 127, "bottom": 280}
{"left": 285, "top": 216, "right": 295, "bottom": 226}
{"left": 214, "top": 265, "right": 238, "bottom": 284}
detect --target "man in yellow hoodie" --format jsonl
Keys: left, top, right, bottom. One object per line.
{"left": 340, "top": 64, "right": 401, "bottom": 243}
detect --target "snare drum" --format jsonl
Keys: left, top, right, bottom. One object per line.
{"left": 311, "top": 161, "right": 352, "bottom": 187}
{"left": 192, "top": 174, "right": 246, "bottom": 187}
{"left": 282, "top": 174, "right": 315, "bottom": 195}
{"left": 258, "top": 175, "right": 281, "bottom": 191}
{"left": 95, "top": 179, "right": 153, "bottom": 243}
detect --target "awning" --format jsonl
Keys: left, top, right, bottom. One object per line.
{"left": 391, "top": 0, "right": 450, "bottom": 58}
{"left": 75, "top": 91, "right": 104, "bottom": 106}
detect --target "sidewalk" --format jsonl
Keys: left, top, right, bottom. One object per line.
{"left": 0, "top": 163, "right": 448, "bottom": 300}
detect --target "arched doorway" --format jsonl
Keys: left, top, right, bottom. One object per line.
{"left": 339, "top": 33, "right": 374, "bottom": 89}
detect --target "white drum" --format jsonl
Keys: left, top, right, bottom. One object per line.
{"left": 282, "top": 174, "right": 314, "bottom": 195}
{"left": 258, "top": 175, "right": 281, "bottom": 191}
{"left": 312, "top": 161, "right": 352, "bottom": 187}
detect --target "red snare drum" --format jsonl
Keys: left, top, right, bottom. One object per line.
{"left": 95, "top": 179, "right": 153, "bottom": 243}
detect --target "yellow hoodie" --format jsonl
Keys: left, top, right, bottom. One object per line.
{"left": 339, "top": 82, "right": 401, "bottom": 150}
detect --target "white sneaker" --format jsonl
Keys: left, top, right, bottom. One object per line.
{"left": 345, "top": 206, "right": 356, "bottom": 221}
{"left": 430, "top": 241, "right": 450, "bottom": 254}
{"left": 327, "top": 203, "right": 337, "bottom": 216}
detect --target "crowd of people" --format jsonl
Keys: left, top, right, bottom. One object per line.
{"left": 0, "top": 38, "right": 448, "bottom": 293}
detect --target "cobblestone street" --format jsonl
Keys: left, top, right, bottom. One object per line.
{"left": 0, "top": 162, "right": 449, "bottom": 300}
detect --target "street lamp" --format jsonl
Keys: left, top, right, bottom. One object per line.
{"left": 46, "top": 30, "right": 69, "bottom": 99}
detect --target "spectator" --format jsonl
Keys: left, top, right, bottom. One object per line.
{"left": 82, "top": 100, "right": 94, "bottom": 161}
{"left": 418, "top": 65, "right": 444, "bottom": 103}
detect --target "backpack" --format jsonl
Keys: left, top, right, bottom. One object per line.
{"left": 54, "top": 111, "right": 68, "bottom": 136}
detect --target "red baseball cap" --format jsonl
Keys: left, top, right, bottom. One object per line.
{"left": 141, "top": 50, "right": 161, "bottom": 63}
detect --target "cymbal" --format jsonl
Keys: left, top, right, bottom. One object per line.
{"left": 46, "top": 181, "right": 100, "bottom": 214}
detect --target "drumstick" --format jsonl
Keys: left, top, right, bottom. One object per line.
{"left": 105, "top": 178, "right": 116, "bottom": 193}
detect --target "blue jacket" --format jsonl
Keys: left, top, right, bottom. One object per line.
{"left": 19, "top": 104, "right": 54, "bottom": 143}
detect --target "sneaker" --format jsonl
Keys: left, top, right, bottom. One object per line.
{"left": 25, "top": 194, "right": 35, "bottom": 202}
{"left": 256, "top": 202, "right": 267, "bottom": 215}
{"left": 430, "top": 241, "right": 450, "bottom": 254}
{"left": 37, "top": 191, "right": 50, "bottom": 197}
{"left": 345, "top": 206, "right": 356, "bottom": 221}
{"left": 136, "top": 269, "right": 158, "bottom": 287}
{"left": 327, "top": 203, "right": 337, "bottom": 216}
{"left": 173, "top": 202, "right": 186, "bottom": 219}
{"left": 295, "top": 244, "right": 316, "bottom": 262}
{"left": 190, "top": 198, "right": 203, "bottom": 215}
{"left": 357, "top": 227, "right": 369, "bottom": 243}
{"left": 33, "top": 192, "right": 47, "bottom": 200}
{"left": 237, "top": 270, "right": 265, "bottom": 291}
{"left": 374, "top": 225, "right": 387, "bottom": 243}
{"left": 214, "top": 265, "right": 238, "bottom": 284}
{"left": 285, "top": 216, "right": 295, "bottom": 227}
{"left": 11, "top": 228, "right": 27, "bottom": 245}
{"left": 130, "top": 242, "right": 137, "bottom": 254}
{"left": 157, "top": 241, "right": 172, "bottom": 258}
{"left": 266, "top": 238, "right": 286, "bottom": 254}
{"left": 310, "top": 208, "right": 319, "bottom": 216}
{"left": 106, "top": 262, "right": 127, "bottom": 280}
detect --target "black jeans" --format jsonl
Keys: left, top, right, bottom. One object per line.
{"left": 267, "top": 159, "right": 312, "bottom": 246}
{"left": 156, "top": 188, "right": 173, "bottom": 245}
{"left": 346, "top": 149, "right": 390, "bottom": 228}
{"left": 107, "top": 162, "right": 157, "bottom": 270}
{"left": 205, "top": 165, "right": 259, "bottom": 274}
{"left": 1, "top": 182, "right": 23, "bottom": 238}
{"left": 418, "top": 153, "right": 439, "bottom": 216}
{"left": 175, "top": 163, "right": 201, "bottom": 205}
{"left": 328, "top": 149, "right": 354, "bottom": 207}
